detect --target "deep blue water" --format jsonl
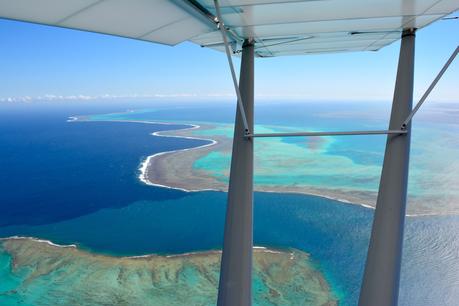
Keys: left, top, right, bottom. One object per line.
{"left": 0, "top": 103, "right": 209, "bottom": 226}
{"left": 0, "top": 102, "right": 458, "bottom": 306}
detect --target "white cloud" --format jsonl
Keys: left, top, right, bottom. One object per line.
{"left": 0, "top": 93, "right": 237, "bottom": 103}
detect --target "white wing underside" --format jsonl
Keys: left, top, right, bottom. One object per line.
{"left": 0, "top": 0, "right": 457, "bottom": 57}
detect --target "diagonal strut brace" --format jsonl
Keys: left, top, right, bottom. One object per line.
{"left": 214, "top": 0, "right": 251, "bottom": 136}
{"left": 402, "top": 45, "right": 458, "bottom": 129}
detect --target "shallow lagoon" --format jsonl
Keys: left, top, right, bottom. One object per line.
{"left": 2, "top": 190, "right": 458, "bottom": 305}
{"left": 92, "top": 102, "right": 459, "bottom": 215}
{"left": 0, "top": 102, "right": 458, "bottom": 305}
{"left": 0, "top": 238, "right": 336, "bottom": 306}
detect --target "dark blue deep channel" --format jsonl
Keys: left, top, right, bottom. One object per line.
{"left": 0, "top": 103, "right": 458, "bottom": 306}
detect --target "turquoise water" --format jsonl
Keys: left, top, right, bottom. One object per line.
{"left": 0, "top": 251, "right": 21, "bottom": 294}
{"left": 94, "top": 102, "right": 459, "bottom": 213}
{"left": 0, "top": 239, "right": 335, "bottom": 306}
{"left": 1, "top": 102, "right": 458, "bottom": 305}
{"left": 2, "top": 192, "right": 458, "bottom": 305}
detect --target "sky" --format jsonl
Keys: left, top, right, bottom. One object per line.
{"left": 0, "top": 11, "right": 458, "bottom": 103}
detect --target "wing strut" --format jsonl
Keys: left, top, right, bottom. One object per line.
{"left": 402, "top": 45, "right": 459, "bottom": 129}
{"left": 359, "top": 28, "right": 416, "bottom": 306}
{"left": 248, "top": 130, "right": 406, "bottom": 138}
{"left": 214, "top": 1, "right": 255, "bottom": 306}
{"left": 217, "top": 39, "right": 255, "bottom": 306}
{"left": 214, "top": 0, "right": 250, "bottom": 136}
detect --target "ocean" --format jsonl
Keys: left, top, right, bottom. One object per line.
{"left": 0, "top": 101, "right": 458, "bottom": 305}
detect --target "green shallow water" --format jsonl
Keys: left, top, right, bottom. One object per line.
{"left": 2, "top": 103, "right": 457, "bottom": 305}
{"left": 190, "top": 121, "right": 459, "bottom": 213}
{"left": 0, "top": 239, "right": 337, "bottom": 306}
{"left": 86, "top": 105, "right": 459, "bottom": 214}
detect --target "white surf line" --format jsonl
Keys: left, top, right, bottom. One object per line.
{"left": 69, "top": 116, "right": 219, "bottom": 192}
{"left": 69, "top": 116, "right": 451, "bottom": 217}
{"left": 101, "top": 121, "right": 218, "bottom": 192}
{"left": 70, "top": 116, "right": 381, "bottom": 204}
{"left": 139, "top": 124, "right": 219, "bottom": 192}
{"left": 0, "top": 236, "right": 284, "bottom": 259}
{"left": 253, "top": 246, "right": 284, "bottom": 254}
{"left": 257, "top": 187, "right": 451, "bottom": 217}
{"left": 128, "top": 246, "right": 285, "bottom": 259}
{"left": 258, "top": 187, "right": 376, "bottom": 211}
{"left": 406, "top": 211, "right": 459, "bottom": 217}
{"left": 1, "top": 236, "right": 77, "bottom": 248}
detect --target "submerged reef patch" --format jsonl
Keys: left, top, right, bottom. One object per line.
{"left": 0, "top": 238, "right": 336, "bottom": 306}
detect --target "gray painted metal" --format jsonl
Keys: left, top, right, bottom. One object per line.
{"left": 358, "top": 29, "right": 416, "bottom": 306}
{"left": 179, "top": 0, "right": 242, "bottom": 48}
{"left": 174, "top": 0, "right": 219, "bottom": 29}
{"left": 249, "top": 130, "right": 406, "bottom": 138}
{"left": 402, "top": 45, "right": 459, "bottom": 129}
{"left": 214, "top": 0, "right": 250, "bottom": 134}
{"left": 217, "top": 40, "right": 255, "bottom": 306}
